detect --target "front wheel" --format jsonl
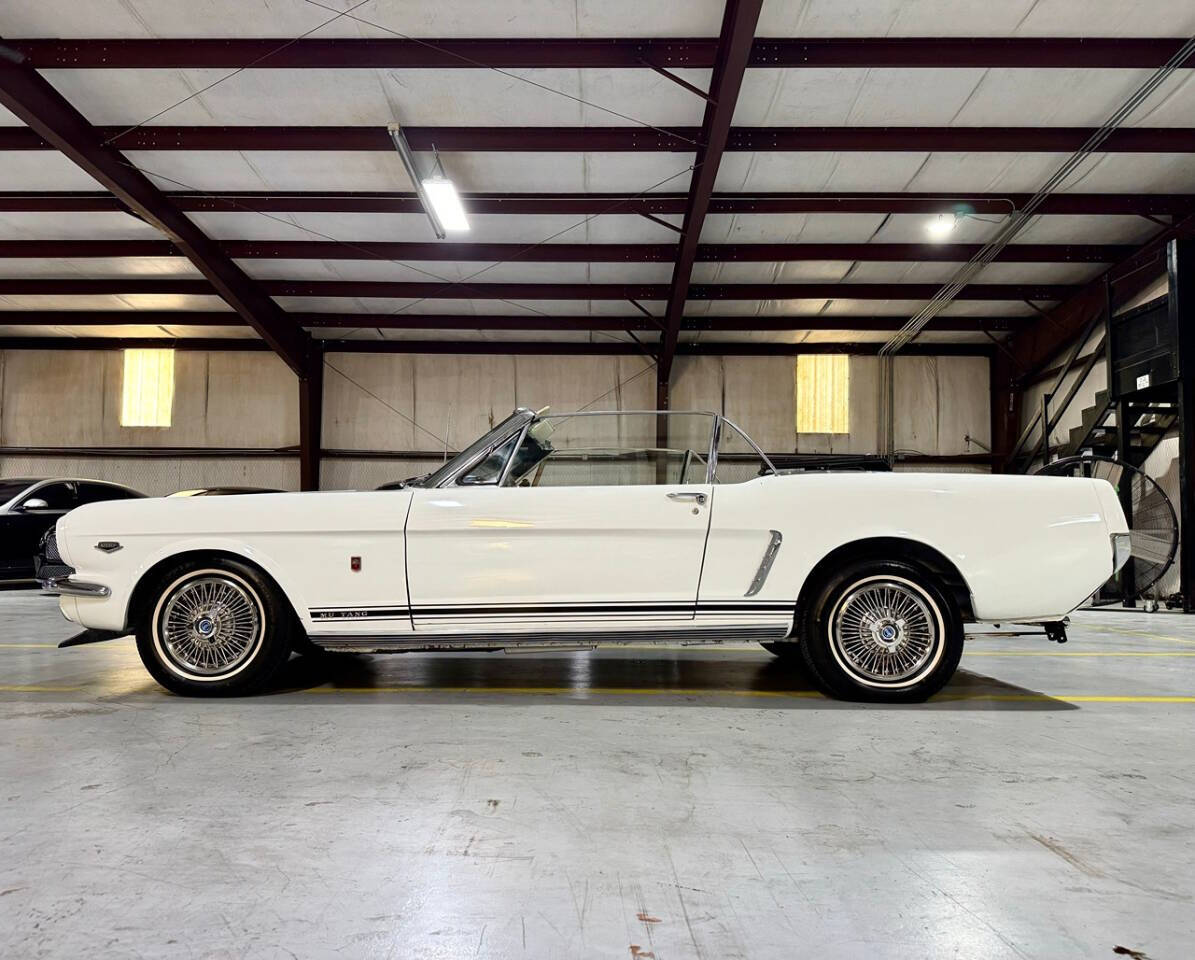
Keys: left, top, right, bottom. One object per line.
{"left": 799, "top": 559, "right": 963, "bottom": 702}
{"left": 135, "top": 558, "right": 292, "bottom": 696}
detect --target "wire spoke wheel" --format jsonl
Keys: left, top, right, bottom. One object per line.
{"left": 159, "top": 575, "right": 262, "bottom": 677}
{"left": 831, "top": 577, "right": 941, "bottom": 685}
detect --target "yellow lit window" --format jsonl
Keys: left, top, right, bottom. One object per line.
{"left": 795, "top": 355, "right": 849, "bottom": 434}
{"left": 120, "top": 348, "right": 175, "bottom": 427}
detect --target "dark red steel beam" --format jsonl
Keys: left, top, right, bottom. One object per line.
{"left": 0, "top": 239, "right": 1132, "bottom": 263}
{"left": 0, "top": 42, "right": 313, "bottom": 377}
{"left": 5, "top": 125, "right": 1195, "bottom": 153}
{"left": 8, "top": 37, "right": 1193, "bottom": 70}
{"left": 0, "top": 336, "right": 992, "bottom": 357}
{"left": 661, "top": 0, "right": 764, "bottom": 379}
{"left": 0, "top": 278, "right": 1077, "bottom": 300}
{"left": 0, "top": 310, "right": 1025, "bottom": 333}
{"left": 1, "top": 190, "right": 1192, "bottom": 217}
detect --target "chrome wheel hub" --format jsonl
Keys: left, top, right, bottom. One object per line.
{"left": 873, "top": 619, "right": 902, "bottom": 649}
{"left": 160, "top": 576, "right": 261, "bottom": 676}
{"left": 832, "top": 578, "right": 939, "bottom": 684}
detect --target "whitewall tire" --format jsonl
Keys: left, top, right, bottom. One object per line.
{"left": 135, "top": 558, "right": 292, "bottom": 696}
{"left": 799, "top": 559, "right": 963, "bottom": 702}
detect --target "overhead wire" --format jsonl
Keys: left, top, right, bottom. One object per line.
{"left": 881, "top": 33, "right": 1195, "bottom": 356}
{"left": 92, "top": 0, "right": 702, "bottom": 334}
{"left": 100, "top": 0, "right": 381, "bottom": 147}
{"left": 298, "top": 0, "right": 702, "bottom": 148}
{"left": 116, "top": 156, "right": 695, "bottom": 331}
{"left": 88, "top": 1, "right": 707, "bottom": 442}
{"left": 29, "top": 0, "right": 727, "bottom": 448}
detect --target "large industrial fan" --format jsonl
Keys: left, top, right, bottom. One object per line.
{"left": 1035, "top": 455, "right": 1179, "bottom": 600}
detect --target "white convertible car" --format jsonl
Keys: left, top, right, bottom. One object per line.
{"left": 42, "top": 408, "right": 1130, "bottom": 702}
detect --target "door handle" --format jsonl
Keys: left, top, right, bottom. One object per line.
{"left": 667, "top": 491, "right": 707, "bottom": 505}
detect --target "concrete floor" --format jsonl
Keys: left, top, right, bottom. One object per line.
{"left": 0, "top": 590, "right": 1192, "bottom": 960}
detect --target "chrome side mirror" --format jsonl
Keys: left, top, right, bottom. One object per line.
{"left": 19, "top": 498, "right": 50, "bottom": 511}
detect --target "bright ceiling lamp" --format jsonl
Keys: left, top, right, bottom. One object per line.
{"left": 420, "top": 176, "right": 469, "bottom": 232}
{"left": 926, "top": 212, "right": 958, "bottom": 239}
{"left": 387, "top": 123, "right": 469, "bottom": 238}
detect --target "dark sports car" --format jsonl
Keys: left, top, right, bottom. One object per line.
{"left": 168, "top": 487, "right": 281, "bottom": 497}
{"left": 0, "top": 478, "right": 144, "bottom": 583}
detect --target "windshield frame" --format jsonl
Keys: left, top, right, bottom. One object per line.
{"left": 420, "top": 409, "right": 777, "bottom": 488}
{"left": 417, "top": 408, "right": 535, "bottom": 488}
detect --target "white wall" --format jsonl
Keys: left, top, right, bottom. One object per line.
{"left": 0, "top": 347, "right": 994, "bottom": 493}
{"left": 323, "top": 351, "right": 990, "bottom": 456}
{"left": 0, "top": 349, "right": 298, "bottom": 448}
{"left": 0, "top": 349, "right": 300, "bottom": 494}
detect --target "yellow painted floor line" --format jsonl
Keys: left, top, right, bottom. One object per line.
{"left": 964, "top": 651, "right": 1195, "bottom": 657}
{"left": 1085, "top": 624, "right": 1195, "bottom": 646}
{"left": 297, "top": 686, "right": 1195, "bottom": 703}
{"left": 0, "top": 683, "right": 1189, "bottom": 702}
{"left": 302, "top": 685, "right": 826, "bottom": 698}
{"left": 0, "top": 643, "right": 65, "bottom": 649}
{"left": 940, "top": 695, "right": 1195, "bottom": 703}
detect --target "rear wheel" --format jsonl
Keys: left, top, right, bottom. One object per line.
{"left": 798, "top": 559, "right": 963, "bottom": 702}
{"left": 135, "top": 558, "right": 292, "bottom": 696}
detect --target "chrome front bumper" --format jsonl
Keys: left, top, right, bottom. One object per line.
{"left": 39, "top": 576, "right": 111, "bottom": 598}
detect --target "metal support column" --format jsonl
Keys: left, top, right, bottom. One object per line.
{"left": 1115, "top": 398, "right": 1137, "bottom": 606}
{"left": 655, "top": 364, "right": 670, "bottom": 484}
{"left": 1169, "top": 238, "right": 1195, "bottom": 612}
{"left": 299, "top": 346, "right": 324, "bottom": 492}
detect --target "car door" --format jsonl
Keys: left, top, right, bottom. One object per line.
{"left": 695, "top": 420, "right": 795, "bottom": 636}
{"left": 404, "top": 412, "right": 715, "bottom": 633}
{"left": 1, "top": 481, "right": 77, "bottom": 579}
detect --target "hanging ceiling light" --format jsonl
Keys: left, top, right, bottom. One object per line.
{"left": 420, "top": 176, "right": 470, "bottom": 232}
{"left": 387, "top": 123, "right": 470, "bottom": 238}
{"left": 926, "top": 212, "right": 958, "bottom": 239}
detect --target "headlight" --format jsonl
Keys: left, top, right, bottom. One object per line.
{"left": 1112, "top": 533, "right": 1131, "bottom": 573}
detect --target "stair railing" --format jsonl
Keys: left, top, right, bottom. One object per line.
{"left": 1007, "top": 282, "right": 1112, "bottom": 471}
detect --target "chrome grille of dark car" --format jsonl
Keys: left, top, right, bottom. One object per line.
{"left": 35, "top": 526, "right": 73, "bottom": 583}
{"left": 43, "top": 526, "right": 62, "bottom": 563}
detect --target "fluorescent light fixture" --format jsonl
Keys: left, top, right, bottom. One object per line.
{"left": 926, "top": 212, "right": 958, "bottom": 239}
{"left": 387, "top": 123, "right": 469, "bottom": 238}
{"left": 420, "top": 176, "right": 470, "bottom": 232}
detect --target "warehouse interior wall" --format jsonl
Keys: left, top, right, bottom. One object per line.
{"left": 0, "top": 348, "right": 993, "bottom": 494}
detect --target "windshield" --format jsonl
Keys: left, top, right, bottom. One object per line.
{"left": 503, "top": 412, "right": 716, "bottom": 487}
{"left": 0, "top": 480, "right": 37, "bottom": 506}
{"left": 416, "top": 409, "right": 534, "bottom": 488}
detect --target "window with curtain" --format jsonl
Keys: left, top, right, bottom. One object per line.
{"left": 120, "top": 348, "right": 176, "bottom": 428}
{"left": 795, "top": 354, "right": 850, "bottom": 434}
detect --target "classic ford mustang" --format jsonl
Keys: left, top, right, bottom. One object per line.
{"left": 42, "top": 408, "right": 1129, "bottom": 701}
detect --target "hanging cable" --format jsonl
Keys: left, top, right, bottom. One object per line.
{"left": 881, "top": 34, "right": 1195, "bottom": 356}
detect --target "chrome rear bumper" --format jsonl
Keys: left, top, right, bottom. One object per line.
{"left": 1112, "top": 532, "right": 1132, "bottom": 574}
{"left": 39, "top": 577, "right": 111, "bottom": 599}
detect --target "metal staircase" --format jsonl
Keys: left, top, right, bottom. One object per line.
{"left": 1054, "top": 389, "right": 1179, "bottom": 467}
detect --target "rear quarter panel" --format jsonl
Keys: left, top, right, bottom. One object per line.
{"left": 706, "top": 472, "right": 1114, "bottom": 622}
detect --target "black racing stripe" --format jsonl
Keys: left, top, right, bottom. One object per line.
{"left": 310, "top": 604, "right": 408, "bottom": 612}
{"left": 312, "top": 601, "right": 792, "bottom": 619}
{"left": 407, "top": 600, "right": 692, "bottom": 609}
{"left": 411, "top": 604, "right": 691, "bottom": 616}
